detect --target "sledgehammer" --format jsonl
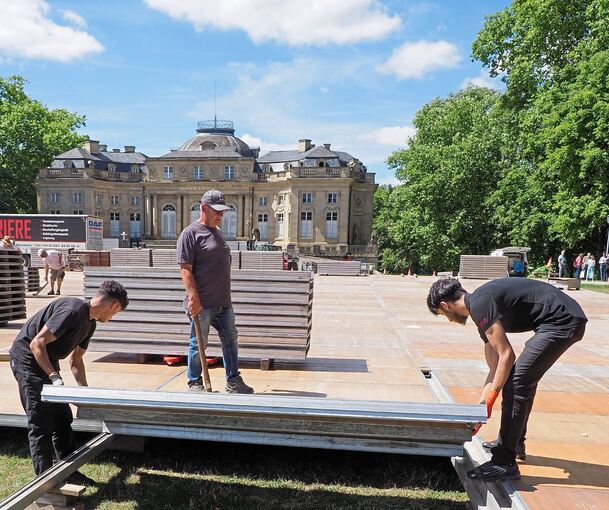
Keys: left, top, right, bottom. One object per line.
{"left": 193, "top": 315, "right": 213, "bottom": 392}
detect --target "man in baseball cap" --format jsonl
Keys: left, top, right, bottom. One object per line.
{"left": 176, "top": 189, "right": 253, "bottom": 394}
{"left": 200, "top": 189, "right": 234, "bottom": 212}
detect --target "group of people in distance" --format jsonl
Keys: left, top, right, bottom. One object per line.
{"left": 559, "top": 249, "right": 608, "bottom": 281}
{"left": 7, "top": 190, "right": 591, "bottom": 485}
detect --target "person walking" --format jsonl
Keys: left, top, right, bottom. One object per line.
{"left": 38, "top": 249, "right": 67, "bottom": 296}
{"left": 573, "top": 253, "right": 583, "bottom": 279}
{"left": 599, "top": 253, "right": 607, "bottom": 282}
{"left": 177, "top": 189, "right": 253, "bottom": 394}
{"left": 427, "top": 278, "right": 587, "bottom": 481}
{"left": 557, "top": 250, "right": 568, "bottom": 278}
{"left": 586, "top": 255, "right": 596, "bottom": 281}
{"left": 9, "top": 281, "right": 128, "bottom": 482}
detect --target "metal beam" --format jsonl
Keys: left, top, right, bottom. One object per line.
{"left": 42, "top": 386, "right": 486, "bottom": 457}
{"left": 0, "top": 432, "right": 114, "bottom": 510}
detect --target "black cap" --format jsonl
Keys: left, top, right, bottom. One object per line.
{"left": 200, "top": 190, "right": 233, "bottom": 212}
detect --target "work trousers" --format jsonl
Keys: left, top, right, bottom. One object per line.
{"left": 187, "top": 305, "right": 240, "bottom": 382}
{"left": 491, "top": 321, "right": 586, "bottom": 466}
{"left": 10, "top": 357, "right": 75, "bottom": 475}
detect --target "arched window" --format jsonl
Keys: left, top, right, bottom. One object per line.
{"left": 190, "top": 203, "right": 200, "bottom": 223}
{"left": 318, "top": 161, "right": 325, "bottom": 168}
{"left": 161, "top": 204, "right": 176, "bottom": 238}
{"left": 200, "top": 141, "right": 217, "bottom": 150}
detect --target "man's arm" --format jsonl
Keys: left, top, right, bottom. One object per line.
{"left": 483, "top": 320, "right": 515, "bottom": 396}
{"left": 69, "top": 346, "right": 88, "bottom": 386}
{"left": 480, "top": 342, "right": 499, "bottom": 402}
{"left": 43, "top": 261, "right": 49, "bottom": 281}
{"left": 179, "top": 263, "right": 201, "bottom": 317}
{"left": 29, "top": 325, "right": 59, "bottom": 376}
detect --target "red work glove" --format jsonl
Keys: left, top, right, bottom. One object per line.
{"left": 472, "top": 390, "right": 499, "bottom": 436}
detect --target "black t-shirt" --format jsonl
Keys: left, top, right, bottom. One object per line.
{"left": 464, "top": 278, "right": 588, "bottom": 343}
{"left": 10, "top": 297, "right": 96, "bottom": 371}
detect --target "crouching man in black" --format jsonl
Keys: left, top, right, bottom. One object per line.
{"left": 9, "top": 280, "right": 128, "bottom": 483}
{"left": 427, "top": 277, "right": 587, "bottom": 481}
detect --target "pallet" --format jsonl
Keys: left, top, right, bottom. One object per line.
{"left": 83, "top": 268, "right": 313, "bottom": 365}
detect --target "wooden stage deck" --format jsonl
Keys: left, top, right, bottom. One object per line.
{"left": 1, "top": 272, "right": 608, "bottom": 509}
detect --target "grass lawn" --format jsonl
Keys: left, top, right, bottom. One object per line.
{"left": 0, "top": 428, "right": 468, "bottom": 509}
{"left": 581, "top": 283, "right": 609, "bottom": 294}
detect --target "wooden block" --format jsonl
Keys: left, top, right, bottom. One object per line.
{"left": 0, "top": 350, "right": 9, "bottom": 362}
{"left": 110, "top": 434, "right": 147, "bottom": 453}
{"left": 37, "top": 492, "right": 76, "bottom": 507}
{"left": 49, "top": 483, "right": 86, "bottom": 497}
{"left": 260, "top": 358, "right": 274, "bottom": 370}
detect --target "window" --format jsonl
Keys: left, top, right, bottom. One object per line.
{"left": 191, "top": 204, "right": 200, "bottom": 222}
{"left": 302, "top": 192, "right": 312, "bottom": 204}
{"left": 259, "top": 196, "right": 267, "bottom": 206}
{"left": 163, "top": 166, "right": 173, "bottom": 180}
{"left": 111, "top": 195, "right": 119, "bottom": 205}
{"left": 161, "top": 204, "right": 176, "bottom": 239}
{"left": 51, "top": 192, "right": 60, "bottom": 203}
{"left": 224, "top": 165, "right": 235, "bottom": 180}
{"left": 193, "top": 165, "right": 204, "bottom": 180}
{"left": 328, "top": 193, "right": 338, "bottom": 204}
{"left": 257, "top": 213, "right": 269, "bottom": 240}
{"left": 64, "top": 160, "right": 74, "bottom": 169}
{"left": 73, "top": 192, "right": 82, "bottom": 203}
{"left": 131, "top": 165, "right": 140, "bottom": 173}
{"left": 95, "top": 193, "right": 102, "bottom": 205}
{"left": 326, "top": 211, "right": 338, "bottom": 239}
{"left": 108, "top": 163, "right": 116, "bottom": 172}
{"left": 131, "top": 196, "right": 140, "bottom": 206}
{"left": 73, "top": 210, "right": 84, "bottom": 215}
{"left": 276, "top": 213, "right": 284, "bottom": 239}
{"left": 50, "top": 210, "right": 61, "bottom": 215}
{"left": 277, "top": 195, "right": 284, "bottom": 206}
{"left": 94, "top": 210, "right": 102, "bottom": 217}
{"left": 110, "top": 212, "right": 120, "bottom": 237}
{"left": 130, "top": 213, "right": 141, "bottom": 238}
{"left": 300, "top": 211, "right": 313, "bottom": 238}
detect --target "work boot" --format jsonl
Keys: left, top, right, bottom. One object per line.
{"left": 483, "top": 439, "right": 526, "bottom": 461}
{"left": 225, "top": 375, "right": 254, "bottom": 394}
{"left": 188, "top": 378, "right": 203, "bottom": 392}
{"left": 467, "top": 461, "right": 521, "bottom": 481}
{"left": 66, "top": 470, "right": 96, "bottom": 486}
{"left": 47, "top": 290, "right": 55, "bottom": 295}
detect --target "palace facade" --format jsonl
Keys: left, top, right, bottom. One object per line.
{"left": 35, "top": 120, "right": 377, "bottom": 255}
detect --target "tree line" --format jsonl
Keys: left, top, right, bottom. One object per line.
{"left": 374, "top": 0, "right": 609, "bottom": 273}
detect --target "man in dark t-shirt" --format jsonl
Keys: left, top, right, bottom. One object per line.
{"left": 9, "top": 281, "right": 128, "bottom": 479}
{"left": 427, "top": 278, "right": 587, "bottom": 481}
{"left": 177, "top": 189, "right": 253, "bottom": 394}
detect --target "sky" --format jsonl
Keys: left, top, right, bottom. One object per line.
{"left": 0, "top": 0, "right": 509, "bottom": 185}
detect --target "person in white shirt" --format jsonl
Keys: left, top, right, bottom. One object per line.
{"left": 600, "top": 253, "right": 607, "bottom": 282}
{"left": 38, "top": 249, "right": 66, "bottom": 296}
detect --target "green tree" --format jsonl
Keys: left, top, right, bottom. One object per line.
{"left": 0, "top": 75, "right": 86, "bottom": 213}
{"left": 473, "top": 0, "right": 609, "bottom": 258}
{"left": 375, "top": 87, "right": 505, "bottom": 273}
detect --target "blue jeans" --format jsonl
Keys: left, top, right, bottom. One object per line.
{"left": 187, "top": 305, "right": 240, "bottom": 382}
{"left": 601, "top": 264, "right": 607, "bottom": 282}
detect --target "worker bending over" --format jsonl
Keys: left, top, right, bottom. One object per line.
{"left": 427, "top": 277, "right": 587, "bottom": 481}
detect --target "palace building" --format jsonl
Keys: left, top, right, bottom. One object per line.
{"left": 35, "top": 120, "right": 377, "bottom": 255}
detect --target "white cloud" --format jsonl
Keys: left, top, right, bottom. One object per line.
{"left": 460, "top": 70, "right": 501, "bottom": 90}
{"left": 377, "top": 40, "right": 461, "bottom": 79}
{"left": 362, "top": 126, "right": 416, "bottom": 146}
{"left": 144, "top": 0, "right": 401, "bottom": 46}
{"left": 0, "top": 0, "right": 103, "bottom": 62}
{"left": 240, "top": 134, "right": 295, "bottom": 153}
{"left": 60, "top": 9, "right": 87, "bottom": 28}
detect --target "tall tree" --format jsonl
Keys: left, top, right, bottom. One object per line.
{"left": 0, "top": 75, "right": 86, "bottom": 213}
{"left": 375, "top": 87, "right": 505, "bottom": 273}
{"left": 473, "top": 0, "right": 609, "bottom": 258}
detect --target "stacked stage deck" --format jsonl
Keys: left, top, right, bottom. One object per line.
{"left": 1, "top": 274, "right": 608, "bottom": 508}
{"left": 82, "top": 267, "right": 313, "bottom": 363}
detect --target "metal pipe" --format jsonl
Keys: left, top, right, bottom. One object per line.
{"left": 0, "top": 432, "right": 114, "bottom": 510}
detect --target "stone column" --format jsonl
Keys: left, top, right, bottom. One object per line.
{"left": 144, "top": 194, "right": 151, "bottom": 237}
{"left": 177, "top": 195, "right": 183, "bottom": 233}
{"left": 152, "top": 195, "right": 158, "bottom": 238}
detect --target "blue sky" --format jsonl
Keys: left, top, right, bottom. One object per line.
{"left": 0, "top": 0, "right": 508, "bottom": 184}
